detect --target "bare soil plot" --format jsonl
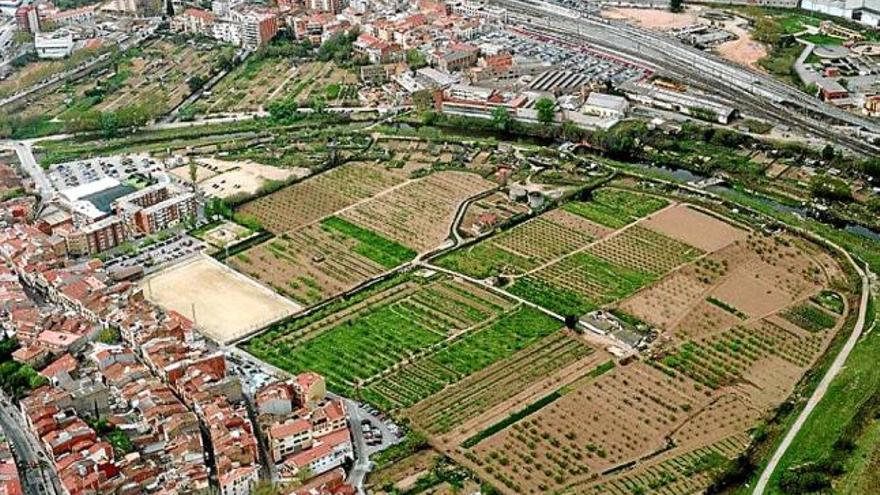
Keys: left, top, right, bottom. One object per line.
{"left": 617, "top": 257, "right": 729, "bottom": 332}
{"left": 601, "top": 7, "right": 699, "bottom": 29}
{"left": 239, "top": 161, "right": 407, "bottom": 234}
{"left": 640, "top": 204, "right": 747, "bottom": 252}
{"left": 465, "top": 362, "right": 710, "bottom": 494}
{"left": 716, "top": 20, "right": 768, "bottom": 70}
{"left": 173, "top": 157, "right": 303, "bottom": 199}
{"left": 340, "top": 171, "right": 495, "bottom": 252}
{"left": 141, "top": 255, "right": 301, "bottom": 344}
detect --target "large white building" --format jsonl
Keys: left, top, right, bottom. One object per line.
{"left": 34, "top": 32, "right": 74, "bottom": 59}
{"left": 802, "top": 0, "right": 880, "bottom": 27}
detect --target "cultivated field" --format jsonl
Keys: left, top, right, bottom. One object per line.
{"left": 238, "top": 161, "right": 407, "bottom": 234}
{"left": 437, "top": 207, "right": 612, "bottom": 279}
{"left": 142, "top": 255, "right": 301, "bottom": 344}
{"left": 404, "top": 331, "right": 604, "bottom": 440}
{"left": 418, "top": 188, "right": 851, "bottom": 494}
{"left": 339, "top": 171, "right": 496, "bottom": 252}
{"left": 242, "top": 274, "right": 559, "bottom": 399}
{"left": 229, "top": 217, "right": 415, "bottom": 305}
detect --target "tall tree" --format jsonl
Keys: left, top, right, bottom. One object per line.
{"left": 535, "top": 97, "right": 556, "bottom": 125}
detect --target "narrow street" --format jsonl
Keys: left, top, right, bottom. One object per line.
{"left": 0, "top": 394, "right": 59, "bottom": 495}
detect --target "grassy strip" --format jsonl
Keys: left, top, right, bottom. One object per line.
{"left": 214, "top": 231, "right": 273, "bottom": 261}
{"left": 462, "top": 360, "right": 615, "bottom": 448}
{"left": 763, "top": 297, "right": 879, "bottom": 494}
{"left": 321, "top": 216, "right": 416, "bottom": 269}
{"left": 461, "top": 391, "right": 562, "bottom": 448}
{"left": 707, "top": 296, "right": 747, "bottom": 319}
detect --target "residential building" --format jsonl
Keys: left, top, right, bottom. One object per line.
{"left": 81, "top": 216, "right": 126, "bottom": 255}
{"left": 234, "top": 6, "right": 279, "bottom": 50}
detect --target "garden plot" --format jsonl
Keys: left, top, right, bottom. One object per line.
{"left": 287, "top": 62, "right": 358, "bottom": 105}
{"left": 238, "top": 161, "right": 407, "bottom": 234}
{"left": 639, "top": 204, "right": 747, "bottom": 252}
{"left": 198, "top": 221, "right": 254, "bottom": 250}
{"left": 340, "top": 171, "right": 495, "bottom": 253}
{"left": 12, "top": 38, "right": 220, "bottom": 123}
{"left": 359, "top": 306, "right": 558, "bottom": 411}
{"left": 436, "top": 208, "right": 609, "bottom": 279}
{"left": 242, "top": 275, "right": 520, "bottom": 397}
{"left": 230, "top": 218, "right": 414, "bottom": 306}
{"left": 93, "top": 39, "right": 218, "bottom": 114}
{"left": 466, "top": 362, "right": 712, "bottom": 494}
{"left": 141, "top": 255, "right": 301, "bottom": 344}
{"left": 200, "top": 55, "right": 294, "bottom": 113}
{"left": 404, "top": 331, "right": 600, "bottom": 439}
{"left": 561, "top": 188, "right": 668, "bottom": 228}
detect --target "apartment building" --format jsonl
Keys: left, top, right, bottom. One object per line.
{"left": 233, "top": 6, "right": 279, "bottom": 49}
{"left": 81, "top": 216, "right": 126, "bottom": 255}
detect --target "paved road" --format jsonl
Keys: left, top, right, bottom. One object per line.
{"left": 11, "top": 141, "right": 54, "bottom": 200}
{"left": 341, "top": 398, "right": 371, "bottom": 494}
{"left": 0, "top": 395, "right": 59, "bottom": 495}
{"left": 753, "top": 258, "right": 871, "bottom": 494}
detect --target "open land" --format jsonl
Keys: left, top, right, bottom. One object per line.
{"left": 171, "top": 157, "right": 304, "bottom": 199}
{"left": 143, "top": 254, "right": 301, "bottom": 344}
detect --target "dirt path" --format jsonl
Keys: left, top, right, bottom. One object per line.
{"left": 753, "top": 256, "right": 870, "bottom": 494}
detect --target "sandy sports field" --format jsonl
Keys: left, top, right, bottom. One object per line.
{"left": 142, "top": 255, "right": 301, "bottom": 344}
{"left": 172, "top": 158, "right": 306, "bottom": 199}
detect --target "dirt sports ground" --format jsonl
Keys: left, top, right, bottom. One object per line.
{"left": 142, "top": 254, "right": 301, "bottom": 344}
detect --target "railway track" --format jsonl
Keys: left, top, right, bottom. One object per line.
{"left": 488, "top": 0, "right": 880, "bottom": 155}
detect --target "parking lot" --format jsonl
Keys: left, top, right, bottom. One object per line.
{"left": 104, "top": 233, "right": 204, "bottom": 274}
{"left": 472, "top": 27, "right": 646, "bottom": 86}
{"left": 48, "top": 154, "right": 165, "bottom": 190}
{"left": 355, "top": 402, "right": 404, "bottom": 457}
